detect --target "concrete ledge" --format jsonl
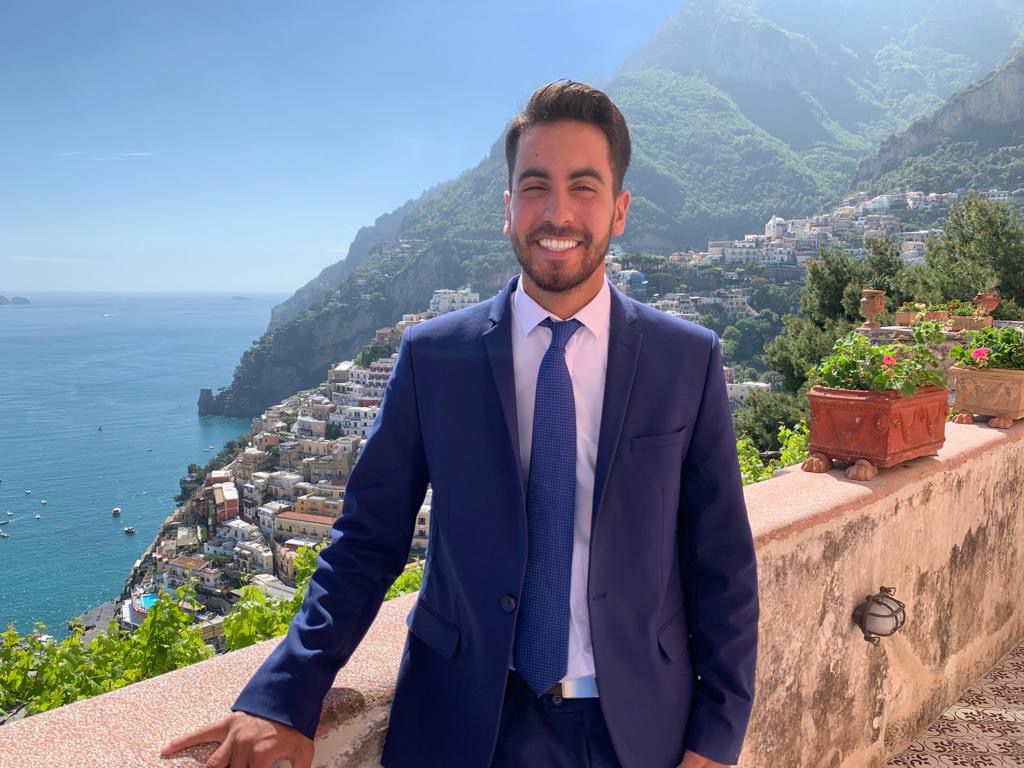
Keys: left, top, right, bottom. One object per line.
{"left": 1, "top": 422, "right": 1022, "bottom": 767}
{"left": 0, "top": 594, "right": 415, "bottom": 768}
{"left": 743, "top": 421, "right": 1024, "bottom": 767}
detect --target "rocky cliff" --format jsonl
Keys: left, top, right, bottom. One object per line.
{"left": 854, "top": 51, "right": 1024, "bottom": 189}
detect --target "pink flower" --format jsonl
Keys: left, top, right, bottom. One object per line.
{"left": 882, "top": 355, "right": 897, "bottom": 367}
{"left": 972, "top": 347, "right": 990, "bottom": 365}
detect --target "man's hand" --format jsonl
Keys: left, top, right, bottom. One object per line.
{"left": 160, "top": 711, "right": 315, "bottom": 768}
{"left": 677, "top": 749, "right": 733, "bottom": 768}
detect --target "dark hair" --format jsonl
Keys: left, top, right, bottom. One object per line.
{"left": 504, "top": 80, "right": 631, "bottom": 195}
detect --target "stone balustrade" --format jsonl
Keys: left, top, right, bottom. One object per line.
{"left": 2, "top": 422, "right": 1023, "bottom": 768}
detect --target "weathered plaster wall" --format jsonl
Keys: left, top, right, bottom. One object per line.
{"left": 1, "top": 423, "right": 1022, "bottom": 768}
{"left": 741, "top": 422, "right": 1024, "bottom": 767}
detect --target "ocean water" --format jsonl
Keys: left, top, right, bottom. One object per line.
{"left": 0, "top": 292, "right": 287, "bottom": 637}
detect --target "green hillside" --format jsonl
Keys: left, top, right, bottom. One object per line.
{"left": 202, "top": 0, "right": 1024, "bottom": 417}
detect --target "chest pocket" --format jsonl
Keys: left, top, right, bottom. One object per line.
{"left": 630, "top": 426, "right": 688, "bottom": 451}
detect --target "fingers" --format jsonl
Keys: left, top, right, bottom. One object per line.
{"left": 161, "top": 719, "right": 228, "bottom": 756}
{"left": 289, "top": 740, "right": 315, "bottom": 768}
{"left": 203, "top": 737, "right": 234, "bottom": 768}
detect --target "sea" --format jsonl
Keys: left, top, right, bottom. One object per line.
{"left": 0, "top": 292, "right": 288, "bottom": 638}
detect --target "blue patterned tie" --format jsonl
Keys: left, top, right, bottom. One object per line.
{"left": 514, "top": 317, "right": 582, "bottom": 696}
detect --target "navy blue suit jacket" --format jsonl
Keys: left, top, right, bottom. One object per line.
{"left": 234, "top": 276, "right": 759, "bottom": 768}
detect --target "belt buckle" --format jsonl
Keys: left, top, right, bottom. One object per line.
{"left": 556, "top": 676, "right": 599, "bottom": 698}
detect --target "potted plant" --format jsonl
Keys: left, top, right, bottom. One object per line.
{"left": 922, "top": 303, "right": 950, "bottom": 322}
{"left": 802, "top": 322, "right": 948, "bottom": 481}
{"left": 950, "top": 326, "right": 1024, "bottom": 428}
{"left": 895, "top": 301, "right": 926, "bottom": 326}
{"left": 947, "top": 299, "right": 993, "bottom": 332}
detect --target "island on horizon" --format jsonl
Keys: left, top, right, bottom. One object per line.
{"left": 0, "top": 295, "right": 31, "bottom": 305}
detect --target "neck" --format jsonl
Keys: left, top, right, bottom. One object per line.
{"left": 519, "top": 270, "right": 604, "bottom": 320}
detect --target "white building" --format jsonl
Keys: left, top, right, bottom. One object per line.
{"left": 429, "top": 287, "right": 480, "bottom": 314}
{"left": 329, "top": 405, "right": 379, "bottom": 438}
{"left": 235, "top": 540, "right": 274, "bottom": 574}
{"left": 219, "top": 518, "right": 261, "bottom": 543}
{"left": 727, "top": 381, "right": 771, "bottom": 408}
{"left": 257, "top": 501, "right": 292, "bottom": 537}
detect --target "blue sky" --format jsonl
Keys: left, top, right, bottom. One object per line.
{"left": 0, "top": 1, "right": 681, "bottom": 293}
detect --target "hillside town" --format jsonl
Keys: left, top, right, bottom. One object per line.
{"left": 110, "top": 184, "right": 1024, "bottom": 649}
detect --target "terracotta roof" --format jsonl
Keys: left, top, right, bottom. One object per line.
{"left": 275, "top": 510, "right": 337, "bottom": 526}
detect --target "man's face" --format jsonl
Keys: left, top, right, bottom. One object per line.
{"left": 504, "top": 119, "right": 630, "bottom": 295}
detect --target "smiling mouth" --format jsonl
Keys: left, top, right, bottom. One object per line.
{"left": 536, "top": 237, "right": 582, "bottom": 253}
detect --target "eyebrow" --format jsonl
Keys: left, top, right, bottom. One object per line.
{"left": 516, "top": 167, "right": 607, "bottom": 185}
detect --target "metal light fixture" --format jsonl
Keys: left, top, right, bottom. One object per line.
{"left": 853, "top": 586, "right": 906, "bottom": 645}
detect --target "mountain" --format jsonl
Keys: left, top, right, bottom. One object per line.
{"left": 201, "top": 0, "right": 1024, "bottom": 416}
{"left": 854, "top": 51, "right": 1024, "bottom": 193}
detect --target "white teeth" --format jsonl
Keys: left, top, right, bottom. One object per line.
{"left": 538, "top": 238, "right": 580, "bottom": 252}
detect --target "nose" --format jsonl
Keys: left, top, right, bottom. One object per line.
{"left": 543, "top": 187, "right": 572, "bottom": 227}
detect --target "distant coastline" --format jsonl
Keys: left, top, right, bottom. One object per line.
{"left": 0, "top": 295, "right": 30, "bottom": 305}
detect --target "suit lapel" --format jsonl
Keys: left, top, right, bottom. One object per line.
{"left": 592, "top": 283, "right": 643, "bottom": 525}
{"left": 483, "top": 276, "right": 523, "bottom": 487}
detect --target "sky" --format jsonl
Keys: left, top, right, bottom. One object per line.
{"left": 0, "top": 1, "right": 682, "bottom": 294}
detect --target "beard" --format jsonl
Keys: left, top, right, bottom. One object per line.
{"left": 511, "top": 220, "right": 612, "bottom": 294}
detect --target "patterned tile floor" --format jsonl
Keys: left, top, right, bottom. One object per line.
{"left": 886, "top": 642, "right": 1024, "bottom": 767}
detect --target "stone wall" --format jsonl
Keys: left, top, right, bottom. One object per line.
{"left": 1, "top": 423, "right": 1022, "bottom": 768}
{"left": 742, "top": 422, "right": 1024, "bottom": 767}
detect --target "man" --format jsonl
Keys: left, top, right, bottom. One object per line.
{"left": 163, "top": 80, "right": 759, "bottom": 768}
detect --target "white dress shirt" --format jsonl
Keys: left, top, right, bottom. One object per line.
{"left": 510, "top": 276, "right": 610, "bottom": 682}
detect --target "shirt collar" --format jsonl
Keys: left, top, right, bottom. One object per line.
{"left": 512, "top": 274, "right": 610, "bottom": 341}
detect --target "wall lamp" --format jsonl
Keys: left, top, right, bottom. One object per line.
{"left": 853, "top": 586, "right": 906, "bottom": 645}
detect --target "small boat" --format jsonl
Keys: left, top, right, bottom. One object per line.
{"left": 34, "top": 514, "right": 41, "bottom": 519}
{"left": 123, "top": 527, "right": 136, "bottom": 535}
{"left": 0, "top": 520, "right": 9, "bottom": 526}
{"left": 41, "top": 499, "right": 47, "bottom": 505}
{"left": 0, "top": 531, "right": 8, "bottom": 539}
{"left": 98, "top": 426, "right": 103, "bottom": 431}
{"left": 112, "top": 507, "right": 121, "bottom": 517}
{"left": 5, "top": 511, "right": 13, "bottom": 516}
{"left": 24, "top": 489, "right": 31, "bottom": 495}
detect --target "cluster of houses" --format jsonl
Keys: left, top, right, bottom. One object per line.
{"left": 120, "top": 287, "right": 483, "bottom": 643}
{"left": 657, "top": 188, "right": 1022, "bottom": 271}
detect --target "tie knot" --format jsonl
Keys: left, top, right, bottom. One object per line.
{"left": 541, "top": 318, "right": 582, "bottom": 352}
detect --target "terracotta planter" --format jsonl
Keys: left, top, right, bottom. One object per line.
{"left": 974, "top": 292, "right": 1000, "bottom": 315}
{"left": 923, "top": 310, "right": 949, "bottom": 322}
{"left": 948, "top": 316, "right": 993, "bottom": 332}
{"left": 803, "top": 385, "right": 948, "bottom": 480}
{"left": 950, "top": 366, "right": 1024, "bottom": 428}
{"left": 895, "top": 310, "right": 919, "bottom": 326}
{"left": 860, "top": 289, "right": 886, "bottom": 329}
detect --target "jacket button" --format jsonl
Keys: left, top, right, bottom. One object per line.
{"left": 501, "top": 595, "right": 517, "bottom": 613}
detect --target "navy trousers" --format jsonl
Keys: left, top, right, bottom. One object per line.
{"left": 490, "top": 672, "right": 624, "bottom": 768}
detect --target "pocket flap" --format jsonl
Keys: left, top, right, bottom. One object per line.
{"left": 407, "top": 600, "right": 460, "bottom": 659}
{"left": 657, "top": 605, "right": 691, "bottom": 661}
{"left": 630, "top": 427, "right": 688, "bottom": 451}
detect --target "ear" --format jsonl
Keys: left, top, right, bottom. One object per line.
{"left": 503, "top": 189, "right": 512, "bottom": 237}
{"left": 611, "top": 189, "right": 631, "bottom": 237}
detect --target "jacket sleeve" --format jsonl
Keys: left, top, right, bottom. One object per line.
{"left": 680, "top": 334, "right": 760, "bottom": 766}
{"left": 232, "top": 329, "right": 429, "bottom": 739}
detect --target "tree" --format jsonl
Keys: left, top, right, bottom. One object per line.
{"left": 862, "top": 237, "right": 911, "bottom": 309}
{"left": 764, "top": 315, "right": 855, "bottom": 394}
{"left": 913, "top": 195, "right": 1024, "bottom": 304}
{"left": 732, "top": 390, "right": 806, "bottom": 453}
{"left": 749, "top": 282, "right": 801, "bottom": 316}
{"left": 0, "top": 583, "right": 211, "bottom": 718}
{"left": 800, "top": 248, "right": 864, "bottom": 325}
